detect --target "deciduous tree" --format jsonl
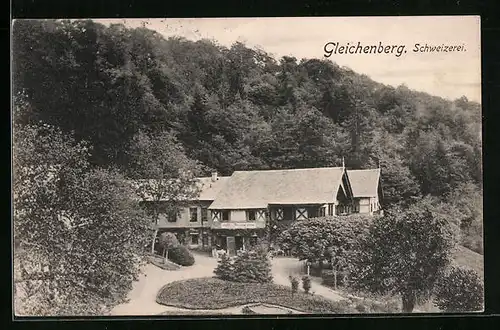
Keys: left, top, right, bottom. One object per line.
{"left": 13, "top": 122, "right": 152, "bottom": 316}
{"left": 158, "top": 232, "right": 179, "bottom": 263}
{"left": 278, "top": 216, "right": 372, "bottom": 272}
{"left": 128, "top": 130, "right": 201, "bottom": 253}
{"left": 349, "top": 197, "right": 459, "bottom": 313}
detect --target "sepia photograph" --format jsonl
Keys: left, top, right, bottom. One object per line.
{"left": 12, "top": 16, "right": 483, "bottom": 316}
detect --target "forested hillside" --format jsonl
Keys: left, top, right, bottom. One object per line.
{"left": 12, "top": 19, "right": 483, "bottom": 253}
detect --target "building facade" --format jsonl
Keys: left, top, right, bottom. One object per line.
{"left": 150, "top": 173, "right": 229, "bottom": 251}
{"left": 143, "top": 166, "right": 382, "bottom": 256}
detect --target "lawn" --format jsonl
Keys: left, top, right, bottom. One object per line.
{"left": 453, "top": 245, "right": 484, "bottom": 278}
{"left": 156, "top": 277, "right": 357, "bottom": 314}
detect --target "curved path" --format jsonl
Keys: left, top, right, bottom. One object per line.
{"left": 111, "top": 252, "right": 347, "bottom": 316}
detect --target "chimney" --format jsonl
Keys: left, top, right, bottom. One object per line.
{"left": 211, "top": 171, "right": 218, "bottom": 182}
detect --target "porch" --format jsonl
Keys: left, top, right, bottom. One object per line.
{"left": 211, "top": 228, "right": 266, "bottom": 257}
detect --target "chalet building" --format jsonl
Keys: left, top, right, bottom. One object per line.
{"left": 347, "top": 168, "right": 382, "bottom": 214}
{"left": 141, "top": 166, "right": 382, "bottom": 256}
{"left": 207, "top": 166, "right": 382, "bottom": 256}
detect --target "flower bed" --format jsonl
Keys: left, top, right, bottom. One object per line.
{"left": 156, "top": 277, "right": 356, "bottom": 314}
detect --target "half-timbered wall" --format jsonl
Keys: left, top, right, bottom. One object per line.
{"left": 154, "top": 201, "right": 212, "bottom": 228}
{"left": 211, "top": 209, "right": 267, "bottom": 222}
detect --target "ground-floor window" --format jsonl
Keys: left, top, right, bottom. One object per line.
{"left": 190, "top": 234, "right": 199, "bottom": 245}
{"left": 202, "top": 235, "right": 209, "bottom": 246}
{"left": 250, "top": 236, "right": 258, "bottom": 247}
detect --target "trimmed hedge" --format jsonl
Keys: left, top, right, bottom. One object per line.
{"left": 149, "top": 255, "right": 181, "bottom": 270}
{"left": 168, "top": 245, "right": 195, "bottom": 266}
{"left": 156, "top": 277, "right": 357, "bottom": 314}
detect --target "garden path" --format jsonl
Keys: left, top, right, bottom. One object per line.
{"left": 110, "top": 252, "right": 348, "bottom": 316}
{"left": 110, "top": 251, "right": 218, "bottom": 315}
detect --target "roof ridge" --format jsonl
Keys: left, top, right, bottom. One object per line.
{"left": 233, "top": 167, "right": 344, "bottom": 174}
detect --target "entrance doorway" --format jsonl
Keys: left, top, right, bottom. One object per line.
{"left": 235, "top": 236, "right": 244, "bottom": 251}
{"left": 218, "top": 235, "right": 227, "bottom": 250}
{"left": 226, "top": 236, "right": 236, "bottom": 256}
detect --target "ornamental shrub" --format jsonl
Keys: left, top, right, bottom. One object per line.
{"left": 433, "top": 265, "right": 483, "bottom": 312}
{"left": 289, "top": 276, "right": 299, "bottom": 294}
{"left": 322, "top": 270, "right": 348, "bottom": 289}
{"left": 214, "top": 249, "right": 272, "bottom": 283}
{"left": 214, "top": 253, "right": 234, "bottom": 280}
{"left": 232, "top": 249, "right": 273, "bottom": 283}
{"left": 168, "top": 245, "right": 195, "bottom": 266}
{"left": 302, "top": 276, "right": 311, "bottom": 294}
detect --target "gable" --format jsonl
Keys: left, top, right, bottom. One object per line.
{"left": 347, "top": 169, "right": 381, "bottom": 198}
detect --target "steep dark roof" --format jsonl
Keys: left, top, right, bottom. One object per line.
{"left": 209, "top": 167, "right": 345, "bottom": 209}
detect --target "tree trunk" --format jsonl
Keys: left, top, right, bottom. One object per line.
{"left": 401, "top": 291, "right": 416, "bottom": 313}
{"left": 151, "top": 229, "right": 158, "bottom": 254}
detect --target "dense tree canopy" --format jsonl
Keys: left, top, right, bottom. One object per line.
{"left": 348, "top": 198, "right": 459, "bottom": 313}
{"left": 13, "top": 120, "right": 153, "bottom": 315}
{"left": 278, "top": 216, "right": 372, "bottom": 269}
{"left": 13, "top": 19, "right": 482, "bottom": 252}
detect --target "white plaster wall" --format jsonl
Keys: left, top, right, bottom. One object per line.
{"left": 231, "top": 210, "right": 247, "bottom": 222}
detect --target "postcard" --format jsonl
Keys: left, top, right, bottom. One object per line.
{"left": 12, "top": 16, "right": 482, "bottom": 317}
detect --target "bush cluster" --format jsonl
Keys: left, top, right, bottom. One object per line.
{"left": 321, "top": 270, "right": 348, "bottom": 288}
{"left": 168, "top": 245, "right": 195, "bottom": 266}
{"left": 214, "top": 249, "right": 273, "bottom": 283}
{"left": 433, "top": 265, "right": 483, "bottom": 312}
{"left": 149, "top": 255, "right": 181, "bottom": 270}
{"left": 289, "top": 276, "right": 299, "bottom": 294}
{"left": 302, "top": 276, "right": 311, "bottom": 294}
{"left": 351, "top": 298, "right": 400, "bottom": 313}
